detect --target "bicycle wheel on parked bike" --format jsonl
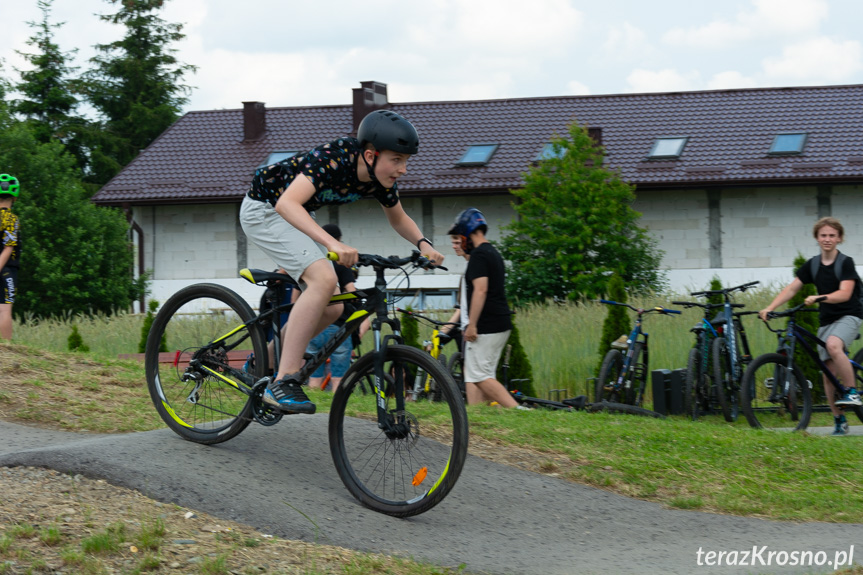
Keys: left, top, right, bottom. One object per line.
{"left": 712, "top": 337, "right": 738, "bottom": 422}
{"left": 329, "top": 344, "right": 469, "bottom": 518}
{"left": 145, "top": 283, "right": 268, "bottom": 445}
{"left": 848, "top": 348, "right": 863, "bottom": 424}
{"left": 596, "top": 349, "right": 624, "bottom": 403}
{"left": 447, "top": 351, "right": 465, "bottom": 399}
{"left": 684, "top": 348, "right": 702, "bottom": 420}
{"left": 740, "top": 353, "right": 812, "bottom": 430}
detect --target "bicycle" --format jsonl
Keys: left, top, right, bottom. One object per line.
{"left": 595, "top": 300, "right": 681, "bottom": 406}
{"left": 693, "top": 281, "right": 760, "bottom": 422}
{"left": 396, "top": 308, "right": 461, "bottom": 401}
{"left": 741, "top": 297, "right": 863, "bottom": 430}
{"left": 144, "top": 251, "right": 469, "bottom": 517}
{"left": 670, "top": 299, "right": 726, "bottom": 420}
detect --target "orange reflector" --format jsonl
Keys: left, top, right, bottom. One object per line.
{"left": 412, "top": 466, "right": 428, "bottom": 486}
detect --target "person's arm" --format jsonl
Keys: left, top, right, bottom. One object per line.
{"left": 0, "top": 245, "right": 12, "bottom": 271}
{"left": 274, "top": 174, "right": 358, "bottom": 266}
{"left": 759, "top": 278, "right": 804, "bottom": 320}
{"left": 813, "top": 279, "right": 855, "bottom": 305}
{"left": 381, "top": 203, "right": 445, "bottom": 265}
{"left": 439, "top": 308, "right": 460, "bottom": 335}
{"left": 465, "top": 276, "right": 488, "bottom": 342}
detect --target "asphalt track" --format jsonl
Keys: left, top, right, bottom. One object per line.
{"left": 1, "top": 417, "right": 861, "bottom": 575}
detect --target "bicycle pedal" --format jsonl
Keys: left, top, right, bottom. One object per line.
{"left": 764, "top": 377, "right": 774, "bottom": 389}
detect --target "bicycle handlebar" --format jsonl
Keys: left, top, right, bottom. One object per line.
{"left": 396, "top": 307, "right": 460, "bottom": 327}
{"left": 670, "top": 300, "right": 725, "bottom": 310}
{"left": 764, "top": 297, "right": 824, "bottom": 321}
{"left": 599, "top": 299, "right": 681, "bottom": 315}
{"left": 690, "top": 280, "right": 760, "bottom": 298}
{"left": 327, "top": 250, "right": 448, "bottom": 272}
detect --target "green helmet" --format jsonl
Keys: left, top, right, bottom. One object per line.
{"left": 0, "top": 174, "right": 19, "bottom": 197}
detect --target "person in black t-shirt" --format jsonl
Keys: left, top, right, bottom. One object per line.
{"left": 448, "top": 208, "right": 520, "bottom": 408}
{"left": 760, "top": 217, "right": 863, "bottom": 434}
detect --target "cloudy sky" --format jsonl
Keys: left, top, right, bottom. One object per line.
{"left": 1, "top": 0, "right": 861, "bottom": 113}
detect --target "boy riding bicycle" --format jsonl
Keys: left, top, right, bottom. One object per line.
{"left": 759, "top": 217, "right": 863, "bottom": 435}
{"left": 240, "top": 110, "right": 444, "bottom": 414}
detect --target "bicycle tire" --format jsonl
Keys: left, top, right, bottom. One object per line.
{"left": 145, "top": 283, "right": 267, "bottom": 444}
{"left": 684, "top": 348, "right": 701, "bottom": 420}
{"left": 740, "top": 353, "right": 812, "bottom": 430}
{"left": 596, "top": 349, "right": 624, "bottom": 403}
{"left": 628, "top": 342, "right": 645, "bottom": 406}
{"left": 587, "top": 401, "right": 665, "bottom": 419}
{"left": 329, "top": 344, "right": 469, "bottom": 517}
{"left": 848, "top": 349, "right": 863, "bottom": 424}
{"left": 711, "top": 337, "right": 737, "bottom": 422}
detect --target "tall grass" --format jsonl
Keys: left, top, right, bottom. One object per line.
{"left": 13, "top": 285, "right": 861, "bottom": 404}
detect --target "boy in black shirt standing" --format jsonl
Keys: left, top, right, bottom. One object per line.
{"left": 448, "top": 208, "right": 520, "bottom": 408}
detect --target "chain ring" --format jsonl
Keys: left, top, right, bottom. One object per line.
{"left": 251, "top": 377, "right": 283, "bottom": 426}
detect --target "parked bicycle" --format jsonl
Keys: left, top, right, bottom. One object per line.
{"left": 741, "top": 297, "right": 863, "bottom": 430}
{"left": 595, "top": 300, "right": 681, "bottom": 406}
{"left": 396, "top": 308, "right": 461, "bottom": 401}
{"left": 693, "top": 281, "right": 760, "bottom": 422}
{"left": 144, "top": 251, "right": 468, "bottom": 517}
{"left": 671, "top": 299, "right": 726, "bottom": 420}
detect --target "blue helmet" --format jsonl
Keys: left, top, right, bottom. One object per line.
{"left": 447, "top": 207, "right": 487, "bottom": 237}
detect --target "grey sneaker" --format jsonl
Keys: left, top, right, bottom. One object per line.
{"left": 836, "top": 389, "right": 862, "bottom": 407}
{"left": 833, "top": 416, "right": 849, "bottom": 436}
{"left": 262, "top": 378, "right": 316, "bottom": 414}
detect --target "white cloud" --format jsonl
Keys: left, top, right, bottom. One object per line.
{"left": 762, "top": 37, "right": 863, "bottom": 82}
{"left": 626, "top": 69, "right": 698, "bottom": 93}
{"left": 566, "top": 81, "right": 591, "bottom": 95}
{"left": 707, "top": 70, "right": 758, "bottom": 90}
{"left": 603, "top": 22, "right": 650, "bottom": 59}
{"left": 663, "top": 0, "right": 829, "bottom": 49}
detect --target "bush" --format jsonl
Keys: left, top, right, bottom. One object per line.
{"left": 497, "top": 321, "right": 536, "bottom": 396}
{"left": 596, "top": 274, "right": 630, "bottom": 375}
{"left": 139, "top": 300, "right": 166, "bottom": 353}
{"left": 67, "top": 325, "right": 90, "bottom": 352}
{"left": 400, "top": 307, "right": 422, "bottom": 351}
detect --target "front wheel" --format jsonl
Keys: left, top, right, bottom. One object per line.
{"left": 740, "top": 353, "right": 812, "bottom": 430}
{"left": 712, "top": 338, "right": 738, "bottom": 422}
{"left": 329, "top": 344, "right": 469, "bottom": 517}
{"left": 596, "top": 349, "right": 624, "bottom": 403}
{"left": 684, "top": 348, "right": 702, "bottom": 420}
{"left": 144, "top": 283, "right": 267, "bottom": 444}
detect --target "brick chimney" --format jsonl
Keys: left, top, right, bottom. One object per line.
{"left": 242, "top": 101, "right": 266, "bottom": 141}
{"left": 352, "top": 81, "right": 389, "bottom": 134}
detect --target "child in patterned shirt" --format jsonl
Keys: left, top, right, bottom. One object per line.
{"left": 239, "top": 110, "right": 444, "bottom": 413}
{"left": 0, "top": 174, "right": 21, "bottom": 341}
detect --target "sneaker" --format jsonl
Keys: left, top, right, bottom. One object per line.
{"left": 243, "top": 353, "right": 255, "bottom": 373}
{"left": 833, "top": 416, "right": 849, "bottom": 436}
{"left": 262, "top": 378, "right": 316, "bottom": 414}
{"left": 515, "top": 405, "right": 532, "bottom": 411}
{"left": 835, "top": 389, "right": 863, "bottom": 407}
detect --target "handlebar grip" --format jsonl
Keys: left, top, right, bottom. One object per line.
{"left": 664, "top": 309, "right": 682, "bottom": 314}
{"left": 327, "top": 252, "right": 338, "bottom": 261}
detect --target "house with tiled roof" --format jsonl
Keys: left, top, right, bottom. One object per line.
{"left": 92, "top": 81, "right": 863, "bottom": 310}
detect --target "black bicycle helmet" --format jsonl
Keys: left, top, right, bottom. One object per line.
{"left": 357, "top": 110, "right": 419, "bottom": 155}
{"left": 0, "top": 174, "right": 19, "bottom": 197}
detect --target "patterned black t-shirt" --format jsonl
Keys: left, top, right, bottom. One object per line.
{"left": 0, "top": 207, "right": 20, "bottom": 269}
{"left": 247, "top": 137, "right": 399, "bottom": 212}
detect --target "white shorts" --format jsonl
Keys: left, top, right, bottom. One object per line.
{"left": 464, "top": 330, "right": 511, "bottom": 383}
{"left": 239, "top": 196, "right": 329, "bottom": 289}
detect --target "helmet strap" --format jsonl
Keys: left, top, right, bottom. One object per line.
{"left": 361, "top": 149, "right": 380, "bottom": 184}
{"left": 461, "top": 235, "right": 475, "bottom": 254}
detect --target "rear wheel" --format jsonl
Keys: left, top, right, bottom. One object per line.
{"left": 740, "top": 353, "right": 812, "bottom": 430}
{"left": 144, "top": 284, "right": 266, "bottom": 444}
{"left": 712, "top": 337, "right": 737, "bottom": 422}
{"left": 329, "top": 344, "right": 469, "bottom": 517}
{"left": 447, "top": 352, "right": 464, "bottom": 399}
{"left": 596, "top": 349, "right": 625, "bottom": 403}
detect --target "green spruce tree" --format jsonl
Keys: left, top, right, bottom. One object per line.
{"left": 596, "top": 274, "right": 631, "bottom": 375}
{"left": 789, "top": 253, "right": 821, "bottom": 401}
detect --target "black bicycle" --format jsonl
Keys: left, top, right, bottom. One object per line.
{"left": 595, "top": 300, "right": 681, "bottom": 406}
{"left": 144, "top": 251, "right": 468, "bottom": 517}
{"left": 693, "top": 281, "right": 760, "bottom": 422}
{"left": 671, "top": 299, "right": 726, "bottom": 420}
{"left": 741, "top": 297, "right": 863, "bottom": 430}
{"left": 396, "top": 308, "right": 461, "bottom": 402}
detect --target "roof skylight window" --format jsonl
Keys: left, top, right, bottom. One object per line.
{"left": 458, "top": 144, "right": 498, "bottom": 166}
{"left": 768, "top": 133, "right": 807, "bottom": 155}
{"left": 648, "top": 137, "right": 688, "bottom": 159}
{"left": 259, "top": 150, "right": 299, "bottom": 168}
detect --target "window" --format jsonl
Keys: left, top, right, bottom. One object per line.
{"left": 769, "top": 133, "right": 807, "bottom": 155}
{"left": 648, "top": 137, "right": 688, "bottom": 159}
{"left": 458, "top": 144, "right": 498, "bottom": 166}
{"left": 258, "top": 150, "right": 299, "bottom": 169}
{"left": 536, "top": 142, "right": 566, "bottom": 161}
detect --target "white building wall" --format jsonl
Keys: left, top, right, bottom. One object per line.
{"left": 133, "top": 185, "right": 863, "bottom": 310}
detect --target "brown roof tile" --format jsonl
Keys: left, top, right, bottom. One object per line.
{"left": 92, "top": 84, "right": 863, "bottom": 206}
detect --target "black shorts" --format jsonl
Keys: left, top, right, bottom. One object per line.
{"left": 2, "top": 267, "right": 17, "bottom": 304}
